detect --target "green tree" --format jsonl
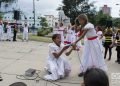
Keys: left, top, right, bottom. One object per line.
{"left": 0, "top": 13, "right": 3, "bottom": 19}
{"left": 0, "top": 0, "right": 16, "bottom": 8}
{"left": 40, "top": 17, "right": 48, "bottom": 28}
{"left": 113, "top": 18, "right": 120, "bottom": 27}
{"left": 59, "top": 0, "right": 96, "bottom": 24}
{"left": 95, "top": 11, "right": 112, "bottom": 27}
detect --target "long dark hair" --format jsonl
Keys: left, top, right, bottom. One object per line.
{"left": 78, "top": 14, "right": 88, "bottom": 28}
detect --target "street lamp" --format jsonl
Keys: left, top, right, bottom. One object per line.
{"left": 33, "top": 0, "right": 39, "bottom": 28}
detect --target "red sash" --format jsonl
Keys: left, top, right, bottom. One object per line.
{"left": 87, "top": 36, "right": 98, "bottom": 40}
{"left": 78, "top": 30, "right": 84, "bottom": 37}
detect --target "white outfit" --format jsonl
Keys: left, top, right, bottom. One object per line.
{"left": 80, "top": 23, "right": 107, "bottom": 73}
{"left": 0, "top": 25, "right": 3, "bottom": 41}
{"left": 44, "top": 43, "right": 71, "bottom": 81}
{"left": 58, "top": 27, "right": 64, "bottom": 43}
{"left": 74, "top": 32, "right": 82, "bottom": 49}
{"left": 65, "top": 29, "right": 75, "bottom": 44}
{"left": 23, "top": 26, "right": 29, "bottom": 41}
{"left": 97, "top": 31, "right": 103, "bottom": 45}
{"left": 7, "top": 25, "right": 12, "bottom": 40}
{"left": 53, "top": 27, "right": 59, "bottom": 34}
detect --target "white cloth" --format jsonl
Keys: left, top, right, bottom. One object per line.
{"left": 79, "top": 23, "right": 107, "bottom": 73}
{"left": 7, "top": 25, "right": 12, "bottom": 40}
{"left": 97, "top": 31, "right": 103, "bottom": 51}
{"left": 97, "top": 31, "right": 103, "bottom": 44}
{"left": 74, "top": 32, "right": 82, "bottom": 49}
{"left": 84, "top": 23, "right": 97, "bottom": 38}
{"left": 58, "top": 27, "right": 64, "bottom": 43}
{"left": 53, "top": 27, "right": 59, "bottom": 34}
{"left": 80, "top": 39, "right": 107, "bottom": 73}
{"left": 44, "top": 43, "right": 71, "bottom": 81}
{"left": 65, "top": 29, "right": 75, "bottom": 44}
{"left": 0, "top": 25, "right": 4, "bottom": 40}
{"left": 23, "top": 26, "right": 29, "bottom": 40}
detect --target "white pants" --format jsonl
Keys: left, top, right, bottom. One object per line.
{"left": 23, "top": 32, "right": 28, "bottom": 40}
{"left": 80, "top": 39, "right": 107, "bottom": 73}
{"left": 7, "top": 32, "right": 12, "bottom": 40}
{"left": 0, "top": 30, "right": 3, "bottom": 41}
{"left": 44, "top": 57, "right": 71, "bottom": 80}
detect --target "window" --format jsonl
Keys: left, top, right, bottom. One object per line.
{"left": 37, "top": 24, "right": 39, "bottom": 26}
{"left": 29, "top": 17, "right": 31, "bottom": 19}
{"left": 29, "top": 24, "right": 31, "bottom": 26}
{"left": 4, "top": 17, "right": 6, "bottom": 19}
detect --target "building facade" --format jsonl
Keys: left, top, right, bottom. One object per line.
{"left": 101, "top": 5, "right": 111, "bottom": 16}
{"left": 2, "top": 12, "right": 41, "bottom": 28}
{"left": 44, "top": 15, "right": 58, "bottom": 28}
{"left": 58, "top": 9, "right": 70, "bottom": 27}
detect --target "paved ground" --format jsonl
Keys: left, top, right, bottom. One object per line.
{"left": 0, "top": 40, "right": 119, "bottom": 86}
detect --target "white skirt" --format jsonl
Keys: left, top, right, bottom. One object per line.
{"left": 80, "top": 38, "right": 107, "bottom": 73}
{"left": 44, "top": 57, "right": 71, "bottom": 80}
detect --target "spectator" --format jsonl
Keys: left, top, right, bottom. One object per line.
{"left": 83, "top": 68, "right": 109, "bottom": 86}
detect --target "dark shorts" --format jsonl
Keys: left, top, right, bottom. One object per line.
{"left": 116, "top": 46, "right": 120, "bottom": 52}
{"left": 104, "top": 42, "right": 112, "bottom": 48}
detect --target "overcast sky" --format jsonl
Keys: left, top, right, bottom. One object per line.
{"left": 16, "top": 0, "right": 120, "bottom": 17}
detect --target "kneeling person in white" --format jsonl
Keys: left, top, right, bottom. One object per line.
{"left": 44, "top": 34, "right": 73, "bottom": 81}
{"left": 23, "top": 24, "right": 29, "bottom": 41}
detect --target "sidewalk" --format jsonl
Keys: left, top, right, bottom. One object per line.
{"left": 0, "top": 41, "right": 119, "bottom": 86}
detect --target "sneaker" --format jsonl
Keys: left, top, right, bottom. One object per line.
{"left": 0, "top": 76, "right": 3, "bottom": 81}
{"left": 115, "top": 60, "right": 119, "bottom": 63}
{"left": 78, "top": 72, "right": 84, "bottom": 77}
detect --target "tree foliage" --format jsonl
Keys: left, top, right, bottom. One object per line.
{"left": 59, "top": 0, "right": 96, "bottom": 24}
{"left": 0, "top": 0, "right": 17, "bottom": 8}
{"left": 95, "top": 11, "right": 112, "bottom": 27}
{"left": 40, "top": 17, "right": 48, "bottom": 28}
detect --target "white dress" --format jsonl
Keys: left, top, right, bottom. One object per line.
{"left": 44, "top": 43, "right": 71, "bottom": 81}
{"left": 58, "top": 27, "right": 64, "bottom": 43}
{"left": 74, "top": 32, "right": 82, "bottom": 49}
{"left": 53, "top": 27, "right": 59, "bottom": 34}
{"left": 7, "top": 25, "right": 12, "bottom": 40}
{"left": 80, "top": 23, "right": 107, "bottom": 73}
{"left": 23, "top": 26, "right": 29, "bottom": 40}
{"left": 0, "top": 25, "right": 3, "bottom": 41}
{"left": 97, "top": 31, "right": 103, "bottom": 45}
{"left": 65, "top": 29, "right": 74, "bottom": 44}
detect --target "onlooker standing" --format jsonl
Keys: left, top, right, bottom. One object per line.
{"left": 111, "top": 28, "right": 120, "bottom": 64}
{"left": 23, "top": 24, "right": 29, "bottom": 42}
{"left": 83, "top": 68, "right": 109, "bottom": 86}
{"left": 104, "top": 27, "right": 114, "bottom": 61}
{"left": 6, "top": 23, "right": 12, "bottom": 41}
{"left": 0, "top": 22, "right": 4, "bottom": 41}
{"left": 13, "top": 24, "right": 18, "bottom": 41}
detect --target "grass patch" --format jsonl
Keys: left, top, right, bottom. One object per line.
{"left": 18, "top": 34, "right": 52, "bottom": 43}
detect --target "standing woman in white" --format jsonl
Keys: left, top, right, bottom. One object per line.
{"left": 6, "top": 23, "right": 12, "bottom": 41}
{"left": 23, "top": 24, "right": 29, "bottom": 42}
{"left": 0, "top": 22, "right": 3, "bottom": 41}
{"left": 72, "top": 14, "right": 107, "bottom": 77}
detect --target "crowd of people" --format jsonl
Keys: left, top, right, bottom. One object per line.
{"left": 44, "top": 14, "right": 120, "bottom": 86}
{"left": 0, "top": 21, "right": 29, "bottom": 42}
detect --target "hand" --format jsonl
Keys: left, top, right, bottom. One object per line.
{"left": 63, "top": 45, "right": 70, "bottom": 51}
{"left": 71, "top": 42, "right": 77, "bottom": 48}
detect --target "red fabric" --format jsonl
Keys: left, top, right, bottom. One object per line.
{"left": 64, "top": 41, "right": 71, "bottom": 44}
{"left": 87, "top": 36, "right": 98, "bottom": 40}
{"left": 78, "top": 30, "right": 84, "bottom": 37}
